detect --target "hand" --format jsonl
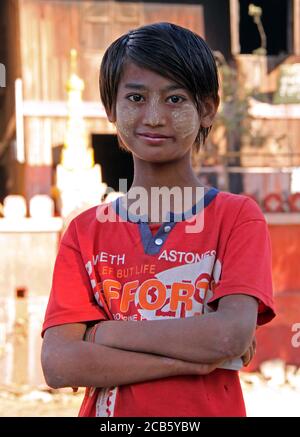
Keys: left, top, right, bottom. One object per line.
{"left": 84, "top": 323, "right": 101, "bottom": 342}
{"left": 241, "top": 337, "right": 256, "bottom": 367}
{"left": 177, "top": 357, "right": 226, "bottom": 376}
{"left": 193, "top": 362, "right": 221, "bottom": 375}
{"left": 84, "top": 326, "right": 94, "bottom": 341}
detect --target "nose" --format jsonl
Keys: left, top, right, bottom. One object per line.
{"left": 142, "top": 96, "right": 166, "bottom": 127}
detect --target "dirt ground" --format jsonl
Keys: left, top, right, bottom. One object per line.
{"left": 0, "top": 361, "right": 299, "bottom": 417}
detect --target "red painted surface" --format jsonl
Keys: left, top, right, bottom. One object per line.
{"left": 244, "top": 223, "right": 300, "bottom": 371}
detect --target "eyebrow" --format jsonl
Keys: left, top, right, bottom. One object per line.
{"left": 124, "top": 83, "right": 185, "bottom": 92}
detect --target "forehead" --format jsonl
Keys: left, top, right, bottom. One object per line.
{"left": 118, "top": 62, "right": 183, "bottom": 91}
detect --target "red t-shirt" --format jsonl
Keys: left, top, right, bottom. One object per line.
{"left": 42, "top": 188, "right": 275, "bottom": 417}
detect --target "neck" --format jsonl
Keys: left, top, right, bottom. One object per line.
{"left": 124, "top": 153, "right": 209, "bottom": 223}
{"left": 130, "top": 152, "right": 202, "bottom": 192}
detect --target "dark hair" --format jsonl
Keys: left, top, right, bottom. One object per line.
{"left": 100, "top": 22, "right": 219, "bottom": 150}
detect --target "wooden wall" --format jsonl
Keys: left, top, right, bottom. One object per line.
{"left": 235, "top": 54, "right": 300, "bottom": 177}
{"left": 0, "top": 0, "right": 24, "bottom": 199}
{"left": 241, "top": 118, "right": 300, "bottom": 167}
{"left": 19, "top": 0, "right": 204, "bottom": 103}
{"left": 0, "top": 1, "right": 20, "bottom": 141}
{"left": 16, "top": 0, "right": 204, "bottom": 199}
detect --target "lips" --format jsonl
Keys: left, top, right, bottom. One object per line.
{"left": 137, "top": 132, "right": 172, "bottom": 139}
{"left": 136, "top": 133, "right": 172, "bottom": 145}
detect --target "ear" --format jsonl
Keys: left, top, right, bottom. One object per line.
{"left": 200, "top": 96, "right": 220, "bottom": 128}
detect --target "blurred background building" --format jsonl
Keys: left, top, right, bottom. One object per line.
{"left": 0, "top": 0, "right": 299, "bottom": 387}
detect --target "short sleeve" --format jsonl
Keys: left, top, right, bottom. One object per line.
{"left": 42, "top": 220, "right": 106, "bottom": 336}
{"left": 208, "top": 198, "right": 275, "bottom": 325}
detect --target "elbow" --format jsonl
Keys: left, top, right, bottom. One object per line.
{"left": 41, "top": 345, "right": 68, "bottom": 389}
{"left": 41, "top": 360, "right": 65, "bottom": 389}
{"left": 43, "top": 371, "right": 63, "bottom": 390}
{"left": 225, "top": 337, "right": 249, "bottom": 359}
{"left": 42, "top": 364, "right": 65, "bottom": 389}
{"left": 218, "top": 323, "right": 255, "bottom": 360}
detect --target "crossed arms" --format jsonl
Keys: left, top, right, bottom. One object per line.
{"left": 41, "top": 294, "right": 258, "bottom": 389}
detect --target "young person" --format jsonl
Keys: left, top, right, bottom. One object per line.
{"left": 41, "top": 22, "right": 275, "bottom": 417}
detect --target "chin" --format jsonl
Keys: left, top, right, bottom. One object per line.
{"left": 132, "top": 142, "right": 182, "bottom": 163}
{"left": 135, "top": 149, "right": 181, "bottom": 164}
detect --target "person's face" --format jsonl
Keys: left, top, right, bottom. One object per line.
{"left": 107, "top": 62, "right": 218, "bottom": 164}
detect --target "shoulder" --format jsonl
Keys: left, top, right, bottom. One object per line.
{"left": 214, "top": 191, "right": 266, "bottom": 224}
{"left": 61, "top": 202, "right": 116, "bottom": 245}
{"left": 72, "top": 204, "right": 101, "bottom": 227}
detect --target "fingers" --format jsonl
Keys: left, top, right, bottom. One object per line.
{"left": 242, "top": 337, "right": 257, "bottom": 366}
{"left": 241, "top": 348, "right": 251, "bottom": 366}
{"left": 198, "top": 363, "right": 219, "bottom": 375}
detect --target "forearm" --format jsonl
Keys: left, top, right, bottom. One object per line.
{"left": 94, "top": 312, "right": 249, "bottom": 364}
{"left": 42, "top": 338, "right": 217, "bottom": 389}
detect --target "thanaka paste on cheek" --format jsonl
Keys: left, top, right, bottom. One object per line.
{"left": 115, "top": 93, "right": 162, "bottom": 142}
{"left": 116, "top": 103, "right": 139, "bottom": 140}
{"left": 171, "top": 102, "right": 199, "bottom": 139}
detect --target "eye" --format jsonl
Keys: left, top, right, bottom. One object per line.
{"left": 167, "top": 95, "right": 185, "bottom": 104}
{"left": 127, "top": 94, "right": 144, "bottom": 102}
